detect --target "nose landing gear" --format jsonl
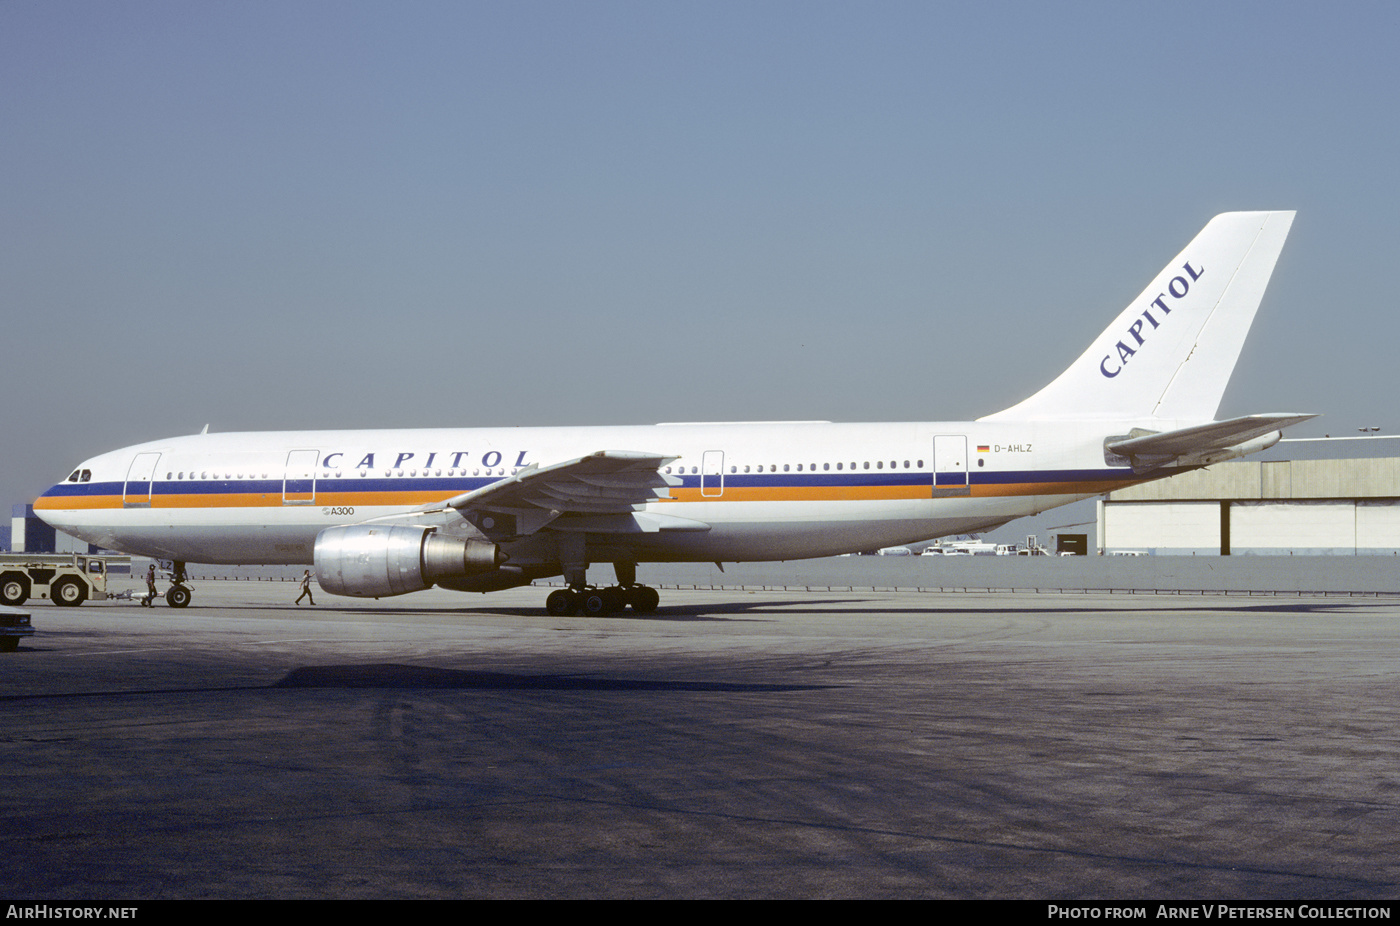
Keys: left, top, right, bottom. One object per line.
{"left": 164, "top": 561, "right": 192, "bottom": 609}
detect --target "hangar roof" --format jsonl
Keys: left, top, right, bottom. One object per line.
{"left": 1108, "top": 457, "right": 1400, "bottom": 502}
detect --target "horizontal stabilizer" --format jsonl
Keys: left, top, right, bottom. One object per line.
{"left": 1108, "top": 414, "right": 1317, "bottom": 457}
{"left": 1106, "top": 413, "right": 1316, "bottom": 471}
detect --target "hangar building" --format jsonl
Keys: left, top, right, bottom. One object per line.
{"left": 1097, "top": 457, "right": 1400, "bottom": 556}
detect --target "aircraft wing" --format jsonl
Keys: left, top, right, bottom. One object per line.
{"left": 1106, "top": 413, "right": 1317, "bottom": 472}
{"left": 368, "top": 450, "right": 710, "bottom": 539}
{"left": 439, "top": 450, "right": 678, "bottom": 513}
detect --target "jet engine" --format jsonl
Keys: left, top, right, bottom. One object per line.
{"left": 314, "top": 524, "right": 504, "bottom": 598}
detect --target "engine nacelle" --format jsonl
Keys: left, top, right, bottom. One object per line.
{"left": 314, "top": 524, "right": 503, "bottom": 598}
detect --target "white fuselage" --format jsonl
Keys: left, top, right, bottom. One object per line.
{"left": 35, "top": 418, "right": 1168, "bottom": 567}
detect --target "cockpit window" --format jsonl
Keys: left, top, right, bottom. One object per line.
{"left": 80, "top": 469, "right": 92, "bottom": 482}
{"left": 67, "top": 470, "right": 80, "bottom": 482}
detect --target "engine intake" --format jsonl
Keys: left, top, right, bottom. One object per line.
{"left": 314, "top": 524, "right": 503, "bottom": 598}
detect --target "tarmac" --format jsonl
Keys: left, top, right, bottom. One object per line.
{"left": 3, "top": 575, "right": 1399, "bottom": 899}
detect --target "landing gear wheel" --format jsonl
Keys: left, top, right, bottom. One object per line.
{"left": 546, "top": 589, "right": 579, "bottom": 616}
{"left": 51, "top": 577, "right": 87, "bottom": 607}
{"left": 165, "top": 585, "right": 192, "bottom": 609}
{"left": 582, "top": 587, "right": 626, "bottom": 616}
{"left": 626, "top": 585, "right": 660, "bottom": 614}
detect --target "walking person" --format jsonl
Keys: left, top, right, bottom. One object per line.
{"left": 296, "top": 569, "right": 315, "bottom": 606}
{"left": 141, "top": 563, "right": 158, "bottom": 607}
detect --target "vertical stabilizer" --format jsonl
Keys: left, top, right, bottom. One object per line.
{"left": 981, "top": 211, "right": 1294, "bottom": 422}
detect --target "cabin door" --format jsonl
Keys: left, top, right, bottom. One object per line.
{"left": 701, "top": 450, "right": 725, "bottom": 497}
{"left": 932, "top": 435, "right": 970, "bottom": 497}
{"left": 283, "top": 450, "right": 319, "bottom": 505}
{"left": 122, "top": 452, "right": 162, "bottom": 508}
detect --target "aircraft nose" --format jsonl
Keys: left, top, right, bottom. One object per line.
{"left": 34, "top": 482, "right": 65, "bottom": 514}
{"left": 34, "top": 467, "right": 87, "bottom": 514}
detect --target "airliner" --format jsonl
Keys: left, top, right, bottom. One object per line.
{"left": 33, "top": 211, "right": 1314, "bottom": 614}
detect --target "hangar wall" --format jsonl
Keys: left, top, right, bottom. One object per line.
{"left": 7, "top": 504, "right": 89, "bottom": 554}
{"left": 9, "top": 504, "right": 56, "bottom": 554}
{"left": 1099, "top": 458, "right": 1400, "bottom": 555}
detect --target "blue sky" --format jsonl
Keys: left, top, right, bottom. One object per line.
{"left": 4, "top": 1, "right": 1398, "bottom": 538}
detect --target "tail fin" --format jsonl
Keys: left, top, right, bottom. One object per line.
{"left": 981, "top": 211, "right": 1295, "bottom": 422}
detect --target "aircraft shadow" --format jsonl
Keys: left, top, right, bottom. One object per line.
{"left": 0, "top": 662, "right": 834, "bottom": 701}
{"left": 273, "top": 663, "right": 831, "bottom": 692}
{"left": 458, "top": 597, "right": 1393, "bottom": 619}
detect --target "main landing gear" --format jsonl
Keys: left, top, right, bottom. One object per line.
{"left": 545, "top": 561, "right": 660, "bottom": 616}
{"left": 545, "top": 584, "right": 661, "bottom": 616}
